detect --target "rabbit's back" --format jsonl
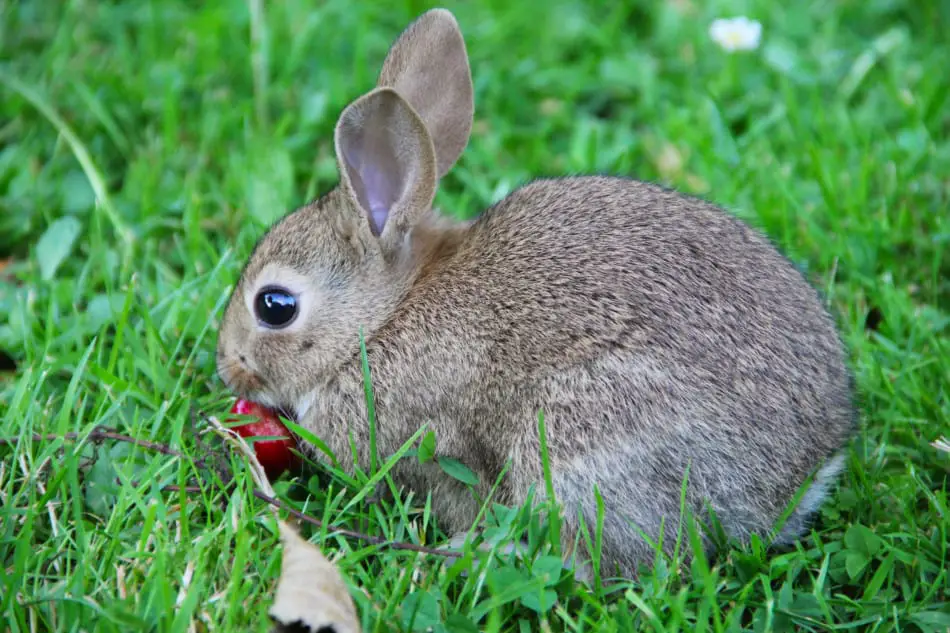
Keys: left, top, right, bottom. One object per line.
{"left": 373, "top": 176, "right": 853, "bottom": 562}
{"left": 415, "top": 175, "right": 848, "bottom": 397}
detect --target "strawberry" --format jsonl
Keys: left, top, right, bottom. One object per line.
{"left": 229, "top": 399, "right": 300, "bottom": 480}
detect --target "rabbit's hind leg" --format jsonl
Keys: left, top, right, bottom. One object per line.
{"left": 551, "top": 448, "right": 703, "bottom": 581}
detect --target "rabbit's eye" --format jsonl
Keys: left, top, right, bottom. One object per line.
{"left": 254, "top": 287, "right": 298, "bottom": 328}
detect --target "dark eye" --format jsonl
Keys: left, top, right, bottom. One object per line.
{"left": 254, "top": 287, "right": 298, "bottom": 328}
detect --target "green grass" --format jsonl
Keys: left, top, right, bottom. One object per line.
{"left": 2, "top": 0, "right": 949, "bottom": 631}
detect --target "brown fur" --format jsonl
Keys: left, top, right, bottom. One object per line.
{"left": 217, "top": 9, "right": 854, "bottom": 579}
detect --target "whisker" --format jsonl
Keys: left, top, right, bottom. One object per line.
{"left": 215, "top": 354, "right": 269, "bottom": 397}
{"left": 277, "top": 404, "right": 297, "bottom": 422}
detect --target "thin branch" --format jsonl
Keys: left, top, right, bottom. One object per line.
{"left": 251, "top": 489, "right": 455, "bottom": 557}
{"left": 3, "top": 431, "right": 211, "bottom": 470}
{"left": 160, "top": 485, "right": 204, "bottom": 494}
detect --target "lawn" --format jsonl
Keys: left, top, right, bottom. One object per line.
{"left": 1, "top": 0, "right": 948, "bottom": 631}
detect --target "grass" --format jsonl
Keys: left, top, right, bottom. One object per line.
{"left": 1, "top": 0, "right": 948, "bottom": 630}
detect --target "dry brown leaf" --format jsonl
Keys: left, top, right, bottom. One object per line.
{"left": 269, "top": 520, "right": 362, "bottom": 633}
{"left": 205, "top": 416, "right": 363, "bottom": 633}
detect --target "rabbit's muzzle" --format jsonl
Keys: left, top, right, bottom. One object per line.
{"left": 218, "top": 353, "right": 266, "bottom": 396}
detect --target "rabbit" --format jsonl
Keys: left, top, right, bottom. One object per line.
{"left": 216, "top": 8, "right": 855, "bottom": 580}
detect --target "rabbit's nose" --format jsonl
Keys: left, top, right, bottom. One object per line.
{"left": 230, "top": 364, "right": 265, "bottom": 394}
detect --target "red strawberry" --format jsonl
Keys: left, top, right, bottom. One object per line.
{"left": 228, "top": 399, "right": 300, "bottom": 480}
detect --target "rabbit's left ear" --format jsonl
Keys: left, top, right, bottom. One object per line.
{"left": 376, "top": 9, "right": 473, "bottom": 179}
{"left": 333, "top": 87, "right": 438, "bottom": 241}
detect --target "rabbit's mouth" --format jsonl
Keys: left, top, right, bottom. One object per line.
{"left": 218, "top": 356, "right": 263, "bottom": 396}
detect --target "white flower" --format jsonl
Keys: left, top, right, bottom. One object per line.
{"left": 709, "top": 16, "right": 762, "bottom": 52}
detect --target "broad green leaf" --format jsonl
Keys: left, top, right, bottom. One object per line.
{"left": 36, "top": 216, "right": 82, "bottom": 280}
{"left": 401, "top": 590, "right": 441, "bottom": 632}
{"left": 521, "top": 588, "right": 557, "bottom": 614}
{"left": 845, "top": 551, "right": 868, "bottom": 579}
{"left": 444, "top": 613, "right": 479, "bottom": 633}
{"left": 437, "top": 456, "right": 478, "bottom": 486}
{"left": 488, "top": 565, "right": 528, "bottom": 589}
{"left": 418, "top": 430, "right": 436, "bottom": 464}
{"left": 844, "top": 523, "right": 882, "bottom": 556}
{"left": 531, "top": 555, "right": 564, "bottom": 586}
{"left": 60, "top": 169, "right": 96, "bottom": 213}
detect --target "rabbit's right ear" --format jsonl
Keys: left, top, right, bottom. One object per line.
{"left": 376, "top": 9, "right": 473, "bottom": 179}
{"left": 334, "top": 88, "right": 438, "bottom": 243}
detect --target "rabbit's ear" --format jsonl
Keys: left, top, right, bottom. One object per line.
{"left": 376, "top": 9, "right": 473, "bottom": 179}
{"left": 334, "top": 87, "right": 438, "bottom": 241}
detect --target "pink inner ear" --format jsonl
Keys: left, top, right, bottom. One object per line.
{"left": 356, "top": 156, "right": 397, "bottom": 235}
{"left": 370, "top": 206, "right": 389, "bottom": 235}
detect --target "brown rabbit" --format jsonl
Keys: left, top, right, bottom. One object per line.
{"left": 216, "top": 8, "right": 855, "bottom": 579}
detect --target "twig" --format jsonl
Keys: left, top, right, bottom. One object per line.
{"left": 156, "top": 484, "right": 204, "bottom": 495}
{"left": 251, "top": 489, "right": 454, "bottom": 557}
{"left": 3, "top": 431, "right": 211, "bottom": 471}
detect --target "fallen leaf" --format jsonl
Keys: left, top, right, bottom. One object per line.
{"left": 205, "top": 416, "right": 363, "bottom": 633}
{"left": 269, "top": 520, "right": 362, "bottom": 633}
